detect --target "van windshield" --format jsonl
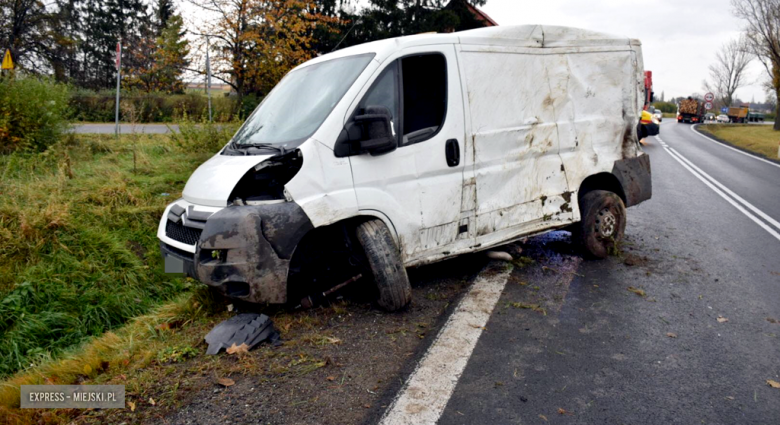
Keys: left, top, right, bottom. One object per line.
{"left": 231, "top": 54, "right": 375, "bottom": 147}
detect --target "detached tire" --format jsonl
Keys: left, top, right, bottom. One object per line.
{"left": 355, "top": 219, "right": 412, "bottom": 311}
{"left": 574, "top": 190, "right": 627, "bottom": 259}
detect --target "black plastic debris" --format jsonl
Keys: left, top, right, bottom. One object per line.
{"left": 205, "top": 313, "right": 280, "bottom": 355}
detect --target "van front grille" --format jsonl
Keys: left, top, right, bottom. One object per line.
{"left": 166, "top": 220, "right": 202, "bottom": 246}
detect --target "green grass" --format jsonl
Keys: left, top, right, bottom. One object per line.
{"left": 697, "top": 124, "right": 780, "bottom": 160}
{"left": 0, "top": 133, "right": 213, "bottom": 378}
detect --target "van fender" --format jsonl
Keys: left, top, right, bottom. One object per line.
{"left": 611, "top": 154, "right": 652, "bottom": 207}
{"left": 355, "top": 209, "right": 400, "bottom": 247}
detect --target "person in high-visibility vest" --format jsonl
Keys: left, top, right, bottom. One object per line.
{"left": 640, "top": 110, "right": 659, "bottom": 137}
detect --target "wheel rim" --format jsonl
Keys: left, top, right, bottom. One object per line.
{"left": 595, "top": 207, "right": 617, "bottom": 239}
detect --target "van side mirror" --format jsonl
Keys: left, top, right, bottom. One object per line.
{"left": 354, "top": 105, "right": 396, "bottom": 155}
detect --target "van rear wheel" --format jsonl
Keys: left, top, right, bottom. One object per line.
{"left": 575, "top": 190, "right": 626, "bottom": 259}
{"left": 355, "top": 219, "right": 412, "bottom": 311}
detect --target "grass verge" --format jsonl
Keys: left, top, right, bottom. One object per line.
{"left": 0, "top": 133, "right": 212, "bottom": 379}
{"left": 697, "top": 124, "right": 780, "bottom": 160}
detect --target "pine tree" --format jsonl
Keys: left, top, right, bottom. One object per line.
{"left": 77, "top": 0, "right": 153, "bottom": 89}
{"left": 155, "top": 0, "right": 176, "bottom": 34}
{"left": 127, "top": 14, "right": 189, "bottom": 93}
{"left": 318, "top": 0, "right": 492, "bottom": 53}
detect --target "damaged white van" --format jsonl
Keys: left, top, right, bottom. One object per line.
{"left": 158, "top": 25, "right": 652, "bottom": 311}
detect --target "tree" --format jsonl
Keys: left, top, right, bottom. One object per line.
{"left": 325, "top": 0, "right": 490, "bottom": 52}
{"left": 660, "top": 91, "right": 665, "bottom": 102}
{"left": 155, "top": 0, "right": 176, "bottom": 34}
{"left": 732, "top": 0, "right": 780, "bottom": 130}
{"left": 75, "top": 0, "right": 153, "bottom": 89}
{"left": 703, "top": 36, "right": 751, "bottom": 108}
{"left": 127, "top": 14, "right": 190, "bottom": 93}
{"left": 187, "top": 0, "right": 340, "bottom": 98}
{"left": 49, "top": 0, "right": 82, "bottom": 82}
{"left": 0, "top": 0, "right": 55, "bottom": 71}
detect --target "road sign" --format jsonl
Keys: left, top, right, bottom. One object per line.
{"left": 1, "top": 49, "right": 13, "bottom": 70}
{"left": 704, "top": 92, "right": 715, "bottom": 102}
{"left": 704, "top": 101, "right": 713, "bottom": 110}
{"left": 115, "top": 42, "right": 121, "bottom": 70}
{"left": 721, "top": 107, "right": 729, "bottom": 113}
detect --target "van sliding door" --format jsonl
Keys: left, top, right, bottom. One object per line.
{"left": 457, "top": 46, "right": 571, "bottom": 248}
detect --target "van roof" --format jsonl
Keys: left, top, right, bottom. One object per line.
{"left": 301, "top": 25, "right": 640, "bottom": 69}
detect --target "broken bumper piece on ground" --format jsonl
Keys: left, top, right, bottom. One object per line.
{"left": 205, "top": 313, "right": 280, "bottom": 355}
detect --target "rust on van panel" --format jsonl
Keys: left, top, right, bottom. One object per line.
{"left": 611, "top": 154, "right": 651, "bottom": 207}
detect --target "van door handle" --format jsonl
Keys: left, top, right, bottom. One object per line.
{"left": 445, "top": 139, "right": 460, "bottom": 167}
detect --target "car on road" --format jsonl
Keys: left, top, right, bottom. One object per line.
{"left": 704, "top": 113, "right": 715, "bottom": 122}
{"left": 158, "top": 25, "right": 652, "bottom": 311}
{"left": 717, "top": 114, "right": 730, "bottom": 123}
{"left": 653, "top": 109, "right": 663, "bottom": 121}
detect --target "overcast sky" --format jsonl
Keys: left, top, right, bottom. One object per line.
{"left": 480, "top": 0, "right": 769, "bottom": 103}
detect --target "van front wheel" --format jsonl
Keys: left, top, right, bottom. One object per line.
{"left": 355, "top": 219, "right": 412, "bottom": 311}
{"left": 575, "top": 190, "right": 626, "bottom": 259}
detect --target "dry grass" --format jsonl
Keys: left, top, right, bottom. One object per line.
{"left": 698, "top": 124, "right": 780, "bottom": 160}
{"left": 0, "top": 286, "right": 225, "bottom": 424}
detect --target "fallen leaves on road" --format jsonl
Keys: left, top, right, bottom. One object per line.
{"left": 226, "top": 343, "right": 250, "bottom": 355}
{"left": 666, "top": 332, "right": 678, "bottom": 338}
{"left": 325, "top": 336, "right": 342, "bottom": 345}
{"left": 558, "top": 408, "right": 574, "bottom": 416}
{"left": 217, "top": 377, "right": 235, "bottom": 387}
{"left": 767, "top": 380, "right": 780, "bottom": 389}
{"left": 767, "top": 317, "right": 778, "bottom": 324}
{"left": 717, "top": 316, "right": 729, "bottom": 323}
{"left": 128, "top": 401, "right": 136, "bottom": 412}
{"left": 326, "top": 376, "right": 336, "bottom": 381}
{"left": 509, "top": 302, "right": 547, "bottom": 315}
{"left": 539, "top": 414, "right": 548, "bottom": 421}
{"left": 148, "top": 397, "right": 156, "bottom": 406}
{"left": 627, "top": 287, "right": 646, "bottom": 297}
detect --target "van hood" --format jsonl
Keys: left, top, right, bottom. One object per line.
{"left": 182, "top": 153, "right": 273, "bottom": 207}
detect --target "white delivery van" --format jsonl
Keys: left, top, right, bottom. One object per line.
{"left": 158, "top": 25, "right": 652, "bottom": 311}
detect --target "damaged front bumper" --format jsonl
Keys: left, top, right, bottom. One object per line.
{"left": 159, "top": 200, "right": 313, "bottom": 304}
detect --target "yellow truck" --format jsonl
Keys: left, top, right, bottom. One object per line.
{"left": 727, "top": 107, "right": 749, "bottom": 123}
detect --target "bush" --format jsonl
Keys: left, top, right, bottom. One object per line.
{"left": 0, "top": 76, "right": 71, "bottom": 153}
{"left": 169, "top": 113, "right": 242, "bottom": 153}
{"left": 69, "top": 90, "right": 240, "bottom": 123}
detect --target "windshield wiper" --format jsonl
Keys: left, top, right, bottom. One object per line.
{"left": 237, "top": 143, "right": 287, "bottom": 154}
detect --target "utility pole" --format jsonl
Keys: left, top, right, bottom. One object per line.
{"left": 206, "top": 36, "right": 212, "bottom": 122}
{"left": 115, "top": 42, "right": 122, "bottom": 138}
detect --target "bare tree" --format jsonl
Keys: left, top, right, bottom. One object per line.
{"left": 732, "top": 0, "right": 780, "bottom": 129}
{"left": 704, "top": 37, "right": 752, "bottom": 108}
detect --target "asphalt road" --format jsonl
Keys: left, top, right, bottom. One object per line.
{"left": 388, "top": 121, "right": 780, "bottom": 424}
{"left": 71, "top": 123, "right": 179, "bottom": 134}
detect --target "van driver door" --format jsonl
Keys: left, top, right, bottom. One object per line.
{"left": 348, "top": 45, "right": 470, "bottom": 264}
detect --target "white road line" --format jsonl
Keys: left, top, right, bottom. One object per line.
{"left": 690, "top": 124, "right": 780, "bottom": 170}
{"left": 668, "top": 146, "right": 780, "bottom": 232}
{"left": 379, "top": 264, "right": 512, "bottom": 425}
{"left": 659, "top": 144, "right": 780, "bottom": 242}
